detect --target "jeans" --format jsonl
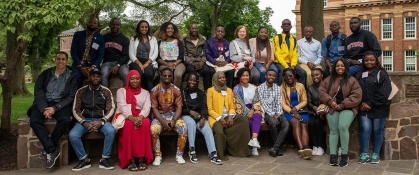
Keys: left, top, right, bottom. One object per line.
{"left": 274, "top": 63, "right": 306, "bottom": 87}
{"left": 69, "top": 118, "right": 115, "bottom": 160}
{"left": 359, "top": 115, "right": 386, "bottom": 154}
{"left": 254, "top": 62, "right": 279, "bottom": 84}
{"left": 349, "top": 65, "right": 360, "bottom": 76}
{"left": 101, "top": 61, "right": 128, "bottom": 87}
{"left": 181, "top": 115, "right": 217, "bottom": 155}
{"left": 264, "top": 113, "right": 289, "bottom": 150}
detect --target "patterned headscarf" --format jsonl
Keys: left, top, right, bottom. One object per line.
{"left": 212, "top": 71, "right": 227, "bottom": 92}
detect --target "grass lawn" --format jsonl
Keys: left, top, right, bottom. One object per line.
{"left": 0, "top": 83, "right": 35, "bottom": 124}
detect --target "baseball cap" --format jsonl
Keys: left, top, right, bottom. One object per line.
{"left": 89, "top": 68, "right": 101, "bottom": 76}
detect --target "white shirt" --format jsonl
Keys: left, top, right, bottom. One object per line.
{"left": 297, "top": 37, "right": 322, "bottom": 65}
{"left": 243, "top": 85, "right": 256, "bottom": 104}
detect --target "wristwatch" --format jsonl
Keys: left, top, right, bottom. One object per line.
{"left": 101, "top": 121, "right": 105, "bottom": 126}
{"left": 117, "top": 64, "right": 120, "bottom": 67}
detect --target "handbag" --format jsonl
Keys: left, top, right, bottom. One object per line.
{"left": 231, "top": 40, "right": 251, "bottom": 77}
{"left": 317, "top": 85, "right": 340, "bottom": 114}
{"left": 205, "top": 55, "right": 235, "bottom": 72}
{"left": 377, "top": 70, "right": 398, "bottom": 100}
{"left": 111, "top": 89, "right": 128, "bottom": 132}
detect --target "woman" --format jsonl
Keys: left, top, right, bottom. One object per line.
{"left": 249, "top": 27, "right": 278, "bottom": 84}
{"left": 356, "top": 52, "right": 391, "bottom": 164}
{"left": 116, "top": 70, "right": 153, "bottom": 171}
{"left": 281, "top": 68, "right": 311, "bottom": 159}
{"left": 319, "top": 58, "right": 362, "bottom": 167}
{"left": 128, "top": 20, "right": 158, "bottom": 91}
{"left": 233, "top": 68, "right": 264, "bottom": 156}
{"left": 307, "top": 68, "right": 326, "bottom": 156}
{"left": 155, "top": 21, "right": 185, "bottom": 88}
{"left": 181, "top": 72, "right": 223, "bottom": 164}
{"left": 207, "top": 71, "right": 251, "bottom": 160}
{"left": 229, "top": 25, "right": 260, "bottom": 85}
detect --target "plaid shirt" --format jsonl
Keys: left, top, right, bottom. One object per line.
{"left": 257, "top": 82, "right": 283, "bottom": 117}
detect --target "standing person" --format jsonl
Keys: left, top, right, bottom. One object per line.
{"left": 128, "top": 20, "right": 158, "bottom": 91}
{"left": 258, "top": 69, "right": 289, "bottom": 157}
{"left": 28, "top": 51, "right": 77, "bottom": 168}
{"left": 150, "top": 68, "right": 188, "bottom": 166}
{"left": 297, "top": 26, "right": 322, "bottom": 87}
{"left": 319, "top": 58, "right": 362, "bottom": 167}
{"left": 272, "top": 19, "right": 306, "bottom": 86}
{"left": 343, "top": 17, "right": 382, "bottom": 76}
{"left": 71, "top": 16, "right": 105, "bottom": 86}
{"left": 233, "top": 68, "right": 264, "bottom": 156}
{"left": 307, "top": 68, "right": 326, "bottom": 156}
{"left": 116, "top": 70, "right": 153, "bottom": 171}
{"left": 281, "top": 68, "right": 312, "bottom": 159}
{"left": 229, "top": 25, "right": 260, "bottom": 85}
{"left": 207, "top": 72, "right": 251, "bottom": 160}
{"left": 101, "top": 18, "right": 130, "bottom": 87}
{"left": 205, "top": 25, "right": 235, "bottom": 89}
{"left": 70, "top": 69, "right": 116, "bottom": 171}
{"left": 155, "top": 22, "right": 185, "bottom": 88}
{"left": 356, "top": 52, "right": 391, "bottom": 164}
{"left": 181, "top": 72, "right": 223, "bottom": 165}
{"left": 183, "top": 23, "right": 211, "bottom": 90}
{"left": 322, "top": 21, "right": 347, "bottom": 77}
{"left": 250, "top": 27, "right": 279, "bottom": 84}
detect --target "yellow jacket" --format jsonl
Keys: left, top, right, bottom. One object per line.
{"left": 281, "top": 82, "right": 307, "bottom": 113}
{"left": 272, "top": 33, "right": 298, "bottom": 68}
{"left": 207, "top": 87, "right": 236, "bottom": 127}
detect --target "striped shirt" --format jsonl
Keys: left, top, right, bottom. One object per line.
{"left": 257, "top": 83, "right": 283, "bottom": 117}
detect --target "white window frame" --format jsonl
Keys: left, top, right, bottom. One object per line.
{"left": 382, "top": 51, "right": 393, "bottom": 71}
{"left": 360, "top": 20, "right": 371, "bottom": 31}
{"left": 404, "top": 17, "right": 416, "bottom": 39}
{"left": 324, "top": 0, "right": 327, "bottom": 7}
{"left": 405, "top": 50, "right": 417, "bottom": 71}
{"left": 381, "top": 18, "right": 393, "bottom": 40}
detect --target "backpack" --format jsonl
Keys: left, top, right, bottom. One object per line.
{"left": 276, "top": 34, "right": 296, "bottom": 50}
{"left": 325, "top": 33, "right": 347, "bottom": 56}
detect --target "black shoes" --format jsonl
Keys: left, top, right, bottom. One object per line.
{"left": 268, "top": 148, "right": 284, "bottom": 157}
{"left": 72, "top": 159, "right": 91, "bottom": 171}
{"left": 339, "top": 154, "right": 349, "bottom": 167}
{"left": 46, "top": 149, "right": 60, "bottom": 168}
{"left": 99, "top": 158, "right": 114, "bottom": 170}
{"left": 189, "top": 148, "right": 199, "bottom": 163}
{"left": 330, "top": 154, "right": 338, "bottom": 166}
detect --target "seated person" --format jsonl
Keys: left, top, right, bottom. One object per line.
{"left": 233, "top": 68, "right": 264, "bottom": 156}
{"left": 181, "top": 72, "right": 222, "bottom": 164}
{"left": 69, "top": 69, "right": 116, "bottom": 171}
{"left": 150, "top": 68, "right": 188, "bottom": 166}
{"left": 116, "top": 70, "right": 153, "bottom": 171}
{"left": 297, "top": 26, "right": 322, "bottom": 87}
{"left": 280, "top": 68, "right": 312, "bottom": 159}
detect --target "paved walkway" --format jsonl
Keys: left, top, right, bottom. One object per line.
{"left": 1, "top": 148, "right": 418, "bottom": 175}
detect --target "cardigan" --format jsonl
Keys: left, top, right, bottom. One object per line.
{"left": 115, "top": 88, "right": 151, "bottom": 118}
{"left": 207, "top": 87, "right": 236, "bottom": 127}
{"left": 129, "top": 36, "right": 159, "bottom": 68}
{"left": 205, "top": 37, "right": 231, "bottom": 64}
{"left": 281, "top": 82, "right": 307, "bottom": 113}
{"left": 233, "top": 84, "right": 264, "bottom": 117}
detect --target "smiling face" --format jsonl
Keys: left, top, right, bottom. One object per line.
{"left": 217, "top": 73, "right": 226, "bottom": 86}
{"left": 258, "top": 28, "right": 268, "bottom": 40}
{"left": 187, "top": 74, "right": 197, "bottom": 90}
{"left": 189, "top": 23, "right": 198, "bottom": 37}
{"left": 311, "top": 70, "right": 323, "bottom": 84}
{"left": 215, "top": 26, "right": 225, "bottom": 40}
{"left": 55, "top": 53, "right": 68, "bottom": 70}
{"left": 166, "top": 24, "right": 174, "bottom": 37}
{"left": 283, "top": 70, "right": 295, "bottom": 85}
{"left": 335, "top": 60, "right": 346, "bottom": 75}
{"left": 364, "top": 54, "right": 377, "bottom": 70}
{"left": 89, "top": 74, "right": 101, "bottom": 86}
{"left": 265, "top": 70, "right": 276, "bottom": 84}
{"left": 109, "top": 19, "right": 121, "bottom": 34}
{"left": 237, "top": 27, "right": 247, "bottom": 39}
{"left": 139, "top": 22, "right": 149, "bottom": 35}
{"left": 240, "top": 71, "right": 250, "bottom": 84}
{"left": 129, "top": 74, "right": 141, "bottom": 89}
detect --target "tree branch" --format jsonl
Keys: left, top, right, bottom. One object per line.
{"left": 126, "top": 0, "right": 173, "bottom": 9}
{"left": 167, "top": 4, "right": 189, "bottom": 22}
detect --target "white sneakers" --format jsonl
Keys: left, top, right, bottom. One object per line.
{"left": 176, "top": 155, "right": 186, "bottom": 164}
{"left": 153, "top": 156, "right": 162, "bottom": 166}
{"left": 312, "top": 146, "right": 318, "bottom": 155}
{"left": 312, "top": 146, "right": 325, "bottom": 156}
{"left": 251, "top": 148, "right": 259, "bottom": 156}
{"left": 248, "top": 139, "right": 261, "bottom": 149}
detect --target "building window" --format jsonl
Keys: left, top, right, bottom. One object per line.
{"left": 361, "top": 20, "right": 371, "bottom": 31}
{"left": 382, "top": 18, "right": 393, "bottom": 40}
{"left": 405, "top": 17, "right": 416, "bottom": 39}
{"left": 405, "top": 50, "right": 417, "bottom": 71}
{"left": 382, "top": 51, "right": 393, "bottom": 71}
{"left": 324, "top": 0, "right": 327, "bottom": 7}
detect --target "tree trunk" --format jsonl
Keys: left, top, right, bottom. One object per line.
{"left": 300, "top": 0, "right": 324, "bottom": 41}
{"left": 29, "top": 25, "right": 41, "bottom": 83}
{"left": 210, "top": 5, "right": 218, "bottom": 37}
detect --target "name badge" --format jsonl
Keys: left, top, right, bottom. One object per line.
{"left": 190, "top": 93, "right": 197, "bottom": 99}
{"left": 362, "top": 72, "right": 368, "bottom": 78}
{"left": 92, "top": 42, "right": 99, "bottom": 50}
{"left": 244, "top": 49, "right": 250, "bottom": 55}
{"left": 338, "top": 46, "right": 344, "bottom": 52}
{"left": 221, "top": 90, "right": 227, "bottom": 96}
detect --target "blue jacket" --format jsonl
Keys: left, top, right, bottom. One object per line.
{"left": 70, "top": 30, "right": 105, "bottom": 68}
{"left": 205, "top": 37, "right": 230, "bottom": 64}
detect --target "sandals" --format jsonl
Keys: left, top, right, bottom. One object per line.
{"left": 138, "top": 161, "right": 147, "bottom": 171}
{"left": 128, "top": 162, "right": 138, "bottom": 171}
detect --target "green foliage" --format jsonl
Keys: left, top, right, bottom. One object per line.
{"left": 0, "top": 83, "right": 34, "bottom": 124}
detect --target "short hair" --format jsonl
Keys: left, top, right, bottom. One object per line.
{"left": 56, "top": 51, "right": 68, "bottom": 60}
{"left": 215, "top": 24, "right": 225, "bottom": 29}
{"left": 350, "top": 17, "right": 361, "bottom": 22}
{"left": 304, "top": 25, "right": 313, "bottom": 31}
{"left": 236, "top": 67, "right": 251, "bottom": 79}
{"left": 110, "top": 18, "right": 121, "bottom": 24}
{"left": 160, "top": 67, "right": 173, "bottom": 74}
{"left": 87, "top": 16, "right": 97, "bottom": 23}
{"left": 312, "top": 68, "right": 323, "bottom": 74}
{"left": 266, "top": 69, "right": 276, "bottom": 75}
{"left": 330, "top": 21, "right": 340, "bottom": 26}
{"left": 188, "top": 22, "right": 198, "bottom": 29}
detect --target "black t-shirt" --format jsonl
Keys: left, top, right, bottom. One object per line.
{"left": 103, "top": 33, "right": 130, "bottom": 65}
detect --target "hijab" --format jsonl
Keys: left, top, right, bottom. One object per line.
{"left": 212, "top": 71, "right": 227, "bottom": 92}
{"left": 125, "top": 70, "right": 142, "bottom": 116}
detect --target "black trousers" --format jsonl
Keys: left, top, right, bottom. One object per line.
{"left": 29, "top": 102, "right": 71, "bottom": 154}
{"left": 186, "top": 64, "right": 212, "bottom": 90}
{"left": 129, "top": 63, "right": 154, "bottom": 92}
{"left": 264, "top": 113, "right": 290, "bottom": 150}
{"left": 308, "top": 114, "right": 326, "bottom": 150}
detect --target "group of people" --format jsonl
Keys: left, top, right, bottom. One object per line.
{"left": 27, "top": 15, "right": 392, "bottom": 172}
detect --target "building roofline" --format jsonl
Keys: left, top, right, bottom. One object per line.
{"left": 341, "top": 0, "right": 418, "bottom": 8}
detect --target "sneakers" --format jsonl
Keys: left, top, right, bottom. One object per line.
{"left": 276, "top": 149, "right": 284, "bottom": 156}
{"left": 371, "top": 153, "right": 380, "bottom": 164}
{"left": 248, "top": 139, "right": 261, "bottom": 149}
{"left": 99, "top": 158, "right": 114, "bottom": 170}
{"left": 268, "top": 148, "right": 277, "bottom": 157}
{"left": 39, "top": 150, "right": 47, "bottom": 160}
{"left": 358, "top": 153, "right": 369, "bottom": 164}
{"left": 210, "top": 154, "right": 223, "bottom": 165}
{"left": 46, "top": 149, "right": 60, "bottom": 168}
{"left": 340, "top": 154, "right": 349, "bottom": 167}
{"left": 312, "top": 146, "right": 318, "bottom": 155}
{"left": 152, "top": 156, "right": 162, "bottom": 166}
{"left": 72, "top": 159, "right": 91, "bottom": 171}
{"left": 176, "top": 155, "right": 186, "bottom": 164}
{"left": 188, "top": 150, "right": 199, "bottom": 163}
{"left": 316, "top": 147, "right": 324, "bottom": 156}
{"left": 251, "top": 148, "right": 259, "bottom": 156}
{"left": 302, "top": 149, "right": 312, "bottom": 160}
{"left": 330, "top": 154, "right": 338, "bottom": 166}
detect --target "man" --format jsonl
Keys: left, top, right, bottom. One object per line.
{"left": 321, "top": 21, "right": 347, "bottom": 77}
{"left": 183, "top": 23, "right": 211, "bottom": 90}
{"left": 297, "top": 26, "right": 322, "bottom": 87}
{"left": 28, "top": 51, "right": 77, "bottom": 168}
{"left": 71, "top": 16, "right": 105, "bottom": 86}
{"left": 205, "top": 25, "right": 235, "bottom": 89}
{"left": 257, "top": 69, "right": 289, "bottom": 157}
{"left": 343, "top": 17, "right": 382, "bottom": 76}
{"left": 69, "top": 69, "right": 115, "bottom": 171}
{"left": 150, "top": 68, "right": 188, "bottom": 166}
{"left": 101, "top": 18, "right": 130, "bottom": 87}
{"left": 272, "top": 19, "right": 306, "bottom": 86}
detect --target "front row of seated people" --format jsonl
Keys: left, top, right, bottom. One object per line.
{"left": 29, "top": 50, "right": 391, "bottom": 171}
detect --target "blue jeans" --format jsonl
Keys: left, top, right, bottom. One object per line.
{"left": 181, "top": 115, "right": 217, "bottom": 155}
{"left": 254, "top": 62, "right": 279, "bottom": 84}
{"left": 69, "top": 118, "right": 115, "bottom": 160}
{"left": 100, "top": 61, "right": 129, "bottom": 87}
{"left": 359, "top": 115, "right": 386, "bottom": 154}
{"left": 349, "top": 65, "right": 360, "bottom": 76}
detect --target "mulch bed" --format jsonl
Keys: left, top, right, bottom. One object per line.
{"left": 0, "top": 124, "right": 18, "bottom": 171}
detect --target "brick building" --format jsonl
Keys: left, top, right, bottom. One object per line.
{"left": 293, "top": 0, "right": 419, "bottom": 71}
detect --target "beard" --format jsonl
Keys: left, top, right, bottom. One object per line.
{"left": 87, "top": 26, "right": 97, "bottom": 32}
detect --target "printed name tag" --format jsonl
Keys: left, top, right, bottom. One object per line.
{"left": 362, "top": 72, "right": 368, "bottom": 78}
{"left": 225, "top": 51, "right": 229, "bottom": 56}
{"left": 338, "top": 46, "right": 344, "bottom": 52}
{"left": 190, "top": 93, "right": 197, "bottom": 99}
{"left": 221, "top": 90, "right": 227, "bottom": 96}
{"left": 92, "top": 42, "right": 99, "bottom": 50}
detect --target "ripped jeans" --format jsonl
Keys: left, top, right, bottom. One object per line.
{"left": 254, "top": 62, "right": 279, "bottom": 84}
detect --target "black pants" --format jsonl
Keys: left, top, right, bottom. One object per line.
{"left": 208, "top": 67, "right": 235, "bottom": 89}
{"left": 264, "top": 113, "right": 290, "bottom": 150}
{"left": 29, "top": 102, "right": 71, "bottom": 154}
{"left": 129, "top": 63, "right": 154, "bottom": 92}
{"left": 186, "top": 64, "right": 212, "bottom": 90}
{"left": 308, "top": 114, "right": 326, "bottom": 150}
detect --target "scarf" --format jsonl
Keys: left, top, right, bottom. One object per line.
{"left": 212, "top": 71, "right": 227, "bottom": 92}
{"left": 125, "top": 70, "right": 142, "bottom": 116}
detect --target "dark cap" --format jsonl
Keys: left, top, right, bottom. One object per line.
{"left": 89, "top": 68, "right": 101, "bottom": 76}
